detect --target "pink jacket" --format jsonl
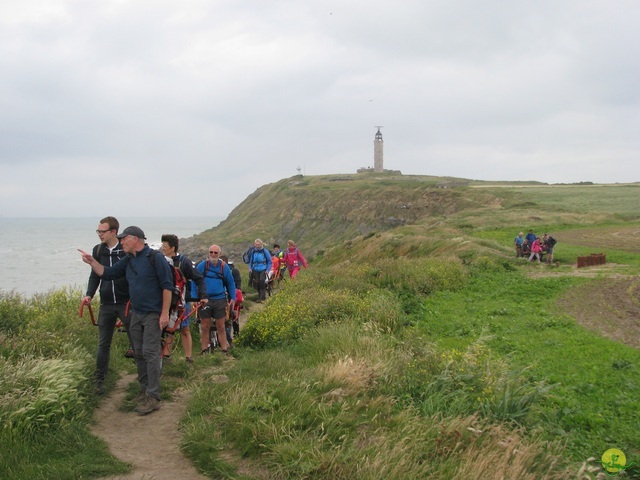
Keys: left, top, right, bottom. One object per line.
{"left": 531, "top": 239, "right": 542, "bottom": 253}
{"left": 284, "top": 247, "right": 307, "bottom": 269}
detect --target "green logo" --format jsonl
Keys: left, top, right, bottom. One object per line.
{"left": 598, "top": 448, "right": 636, "bottom": 477}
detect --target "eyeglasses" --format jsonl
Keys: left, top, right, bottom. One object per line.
{"left": 209, "top": 251, "right": 220, "bottom": 254}
{"left": 96, "top": 229, "right": 111, "bottom": 234}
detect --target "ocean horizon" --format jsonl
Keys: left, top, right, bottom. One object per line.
{"left": 0, "top": 216, "right": 222, "bottom": 297}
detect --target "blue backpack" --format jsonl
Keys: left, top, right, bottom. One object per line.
{"left": 242, "top": 246, "right": 255, "bottom": 264}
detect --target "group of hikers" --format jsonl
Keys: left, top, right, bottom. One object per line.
{"left": 514, "top": 229, "right": 557, "bottom": 263}
{"left": 78, "top": 216, "right": 307, "bottom": 416}
{"left": 245, "top": 238, "right": 308, "bottom": 303}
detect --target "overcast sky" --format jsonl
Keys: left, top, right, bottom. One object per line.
{"left": 1, "top": 1, "right": 639, "bottom": 218}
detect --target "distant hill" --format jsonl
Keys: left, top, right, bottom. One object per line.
{"left": 180, "top": 173, "right": 640, "bottom": 262}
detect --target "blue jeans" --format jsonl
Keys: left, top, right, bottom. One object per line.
{"left": 96, "top": 303, "right": 131, "bottom": 381}
{"left": 129, "top": 311, "right": 163, "bottom": 400}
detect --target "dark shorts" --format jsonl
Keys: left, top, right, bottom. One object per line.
{"left": 199, "top": 298, "right": 227, "bottom": 320}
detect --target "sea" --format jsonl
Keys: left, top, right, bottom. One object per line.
{"left": 0, "top": 217, "right": 222, "bottom": 297}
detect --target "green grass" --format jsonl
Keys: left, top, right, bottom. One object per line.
{"left": 420, "top": 268, "right": 640, "bottom": 460}
{"left": 0, "top": 424, "right": 129, "bottom": 480}
{"left": 0, "top": 289, "right": 134, "bottom": 480}
{"left": 471, "top": 225, "right": 640, "bottom": 271}
{"left": 182, "top": 322, "right": 577, "bottom": 479}
{"left": 504, "top": 185, "right": 640, "bottom": 218}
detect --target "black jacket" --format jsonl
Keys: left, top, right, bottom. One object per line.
{"left": 172, "top": 254, "right": 207, "bottom": 301}
{"left": 85, "top": 242, "right": 130, "bottom": 304}
{"left": 229, "top": 264, "right": 242, "bottom": 290}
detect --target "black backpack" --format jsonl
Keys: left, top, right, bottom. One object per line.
{"left": 546, "top": 236, "right": 557, "bottom": 247}
{"left": 147, "top": 251, "right": 188, "bottom": 314}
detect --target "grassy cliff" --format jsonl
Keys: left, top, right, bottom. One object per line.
{"left": 181, "top": 173, "right": 640, "bottom": 262}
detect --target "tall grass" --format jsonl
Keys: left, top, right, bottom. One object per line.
{"left": 183, "top": 248, "right": 640, "bottom": 477}
{"left": 0, "top": 351, "right": 90, "bottom": 437}
{"left": 182, "top": 321, "right": 576, "bottom": 479}
{"left": 0, "top": 289, "right": 130, "bottom": 479}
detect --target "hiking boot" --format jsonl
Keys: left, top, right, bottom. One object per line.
{"left": 135, "top": 396, "right": 160, "bottom": 415}
{"left": 124, "top": 348, "right": 135, "bottom": 359}
{"left": 95, "top": 379, "right": 106, "bottom": 395}
{"left": 201, "top": 345, "right": 211, "bottom": 355}
{"left": 133, "top": 390, "right": 147, "bottom": 404}
{"left": 185, "top": 357, "right": 194, "bottom": 364}
{"left": 162, "top": 355, "right": 172, "bottom": 364}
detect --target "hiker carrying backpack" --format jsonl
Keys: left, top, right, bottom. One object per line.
{"left": 242, "top": 246, "right": 253, "bottom": 264}
{"left": 195, "top": 253, "right": 237, "bottom": 354}
{"left": 284, "top": 240, "right": 307, "bottom": 279}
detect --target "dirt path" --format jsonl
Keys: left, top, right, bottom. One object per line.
{"left": 557, "top": 276, "right": 640, "bottom": 349}
{"left": 92, "top": 373, "right": 209, "bottom": 480}
{"left": 92, "top": 301, "right": 262, "bottom": 480}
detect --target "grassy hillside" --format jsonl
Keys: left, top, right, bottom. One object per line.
{"left": 181, "top": 174, "right": 640, "bottom": 262}
{"left": 2, "top": 174, "right": 640, "bottom": 479}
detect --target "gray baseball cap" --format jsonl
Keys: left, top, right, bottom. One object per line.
{"left": 116, "top": 226, "right": 146, "bottom": 239}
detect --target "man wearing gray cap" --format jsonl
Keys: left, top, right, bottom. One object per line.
{"left": 79, "top": 226, "right": 173, "bottom": 415}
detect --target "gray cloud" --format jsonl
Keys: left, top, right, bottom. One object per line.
{"left": 1, "top": 0, "right": 639, "bottom": 217}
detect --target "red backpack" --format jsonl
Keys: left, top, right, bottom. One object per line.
{"left": 148, "top": 251, "right": 188, "bottom": 331}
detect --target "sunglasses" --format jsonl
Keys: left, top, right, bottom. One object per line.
{"left": 96, "top": 229, "right": 112, "bottom": 234}
{"left": 209, "top": 251, "right": 220, "bottom": 254}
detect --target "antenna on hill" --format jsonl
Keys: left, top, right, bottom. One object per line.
{"left": 296, "top": 166, "right": 302, "bottom": 174}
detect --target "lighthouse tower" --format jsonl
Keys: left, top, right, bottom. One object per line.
{"left": 373, "top": 126, "right": 383, "bottom": 173}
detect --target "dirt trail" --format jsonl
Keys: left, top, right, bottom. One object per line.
{"left": 92, "top": 373, "right": 209, "bottom": 480}
{"left": 92, "top": 301, "right": 262, "bottom": 480}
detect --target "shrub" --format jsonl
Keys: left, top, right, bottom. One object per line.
{"left": 9, "top": 288, "right": 95, "bottom": 358}
{"left": 239, "top": 287, "right": 369, "bottom": 348}
{"left": 0, "top": 292, "right": 29, "bottom": 336}
{"left": 372, "top": 257, "right": 466, "bottom": 295}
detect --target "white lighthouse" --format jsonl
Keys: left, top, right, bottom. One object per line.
{"left": 373, "top": 126, "right": 383, "bottom": 173}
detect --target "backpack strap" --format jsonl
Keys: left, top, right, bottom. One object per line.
{"left": 204, "top": 260, "right": 228, "bottom": 291}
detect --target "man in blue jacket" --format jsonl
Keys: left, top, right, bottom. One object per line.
{"left": 196, "top": 244, "right": 236, "bottom": 355}
{"left": 79, "top": 226, "right": 173, "bottom": 415}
